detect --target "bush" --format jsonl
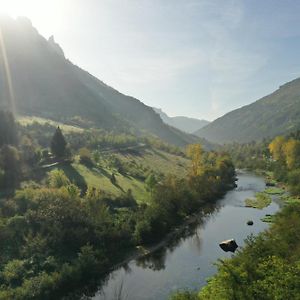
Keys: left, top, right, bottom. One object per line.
{"left": 79, "top": 147, "right": 92, "bottom": 166}
{"left": 48, "top": 170, "right": 70, "bottom": 188}
{"left": 288, "top": 169, "right": 300, "bottom": 195}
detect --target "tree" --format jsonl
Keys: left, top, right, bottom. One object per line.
{"left": 92, "top": 150, "right": 101, "bottom": 164}
{"left": 287, "top": 169, "right": 300, "bottom": 195}
{"left": 0, "top": 145, "right": 20, "bottom": 189}
{"left": 51, "top": 127, "right": 67, "bottom": 158}
{"left": 110, "top": 173, "right": 117, "bottom": 185}
{"left": 186, "top": 144, "right": 204, "bottom": 176}
{"left": 0, "top": 111, "right": 18, "bottom": 147}
{"left": 269, "top": 136, "right": 286, "bottom": 162}
{"left": 79, "top": 147, "right": 92, "bottom": 165}
{"left": 48, "top": 169, "right": 70, "bottom": 188}
{"left": 283, "top": 139, "right": 300, "bottom": 169}
{"left": 145, "top": 173, "right": 157, "bottom": 196}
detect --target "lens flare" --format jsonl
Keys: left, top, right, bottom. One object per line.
{"left": 0, "top": 24, "right": 16, "bottom": 114}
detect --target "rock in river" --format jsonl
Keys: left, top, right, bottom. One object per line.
{"left": 219, "top": 239, "right": 238, "bottom": 252}
{"left": 247, "top": 220, "right": 254, "bottom": 226}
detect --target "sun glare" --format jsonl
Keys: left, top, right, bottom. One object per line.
{"left": 0, "top": 0, "right": 41, "bottom": 18}
{"left": 0, "top": 0, "right": 67, "bottom": 36}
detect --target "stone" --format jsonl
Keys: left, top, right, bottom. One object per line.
{"left": 219, "top": 239, "right": 238, "bottom": 252}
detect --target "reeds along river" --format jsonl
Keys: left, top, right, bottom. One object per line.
{"left": 93, "top": 172, "right": 280, "bottom": 300}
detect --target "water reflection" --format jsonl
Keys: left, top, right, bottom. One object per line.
{"left": 84, "top": 173, "right": 280, "bottom": 300}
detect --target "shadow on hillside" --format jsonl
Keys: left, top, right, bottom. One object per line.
{"left": 151, "top": 148, "right": 168, "bottom": 160}
{"left": 85, "top": 163, "right": 111, "bottom": 180}
{"left": 112, "top": 181, "right": 125, "bottom": 193}
{"left": 58, "top": 163, "right": 88, "bottom": 195}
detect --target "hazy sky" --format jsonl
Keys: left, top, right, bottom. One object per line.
{"left": 1, "top": 0, "right": 300, "bottom": 120}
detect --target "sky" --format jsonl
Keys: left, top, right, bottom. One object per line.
{"left": 1, "top": 0, "right": 300, "bottom": 121}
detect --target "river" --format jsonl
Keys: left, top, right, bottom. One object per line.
{"left": 92, "top": 172, "right": 280, "bottom": 300}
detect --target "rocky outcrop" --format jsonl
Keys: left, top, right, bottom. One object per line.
{"left": 219, "top": 239, "right": 238, "bottom": 252}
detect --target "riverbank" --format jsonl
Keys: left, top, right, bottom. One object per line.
{"left": 171, "top": 167, "right": 300, "bottom": 300}
{"left": 92, "top": 172, "right": 279, "bottom": 300}
{"left": 108, "top": 210, "right": 205, "bottom": 273}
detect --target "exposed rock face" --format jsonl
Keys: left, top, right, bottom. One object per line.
{"left": 219, "top": 239, "right": 238, "bottom": 252}
{"left": 48, "top": 35, "right": 65, "bottom": 58}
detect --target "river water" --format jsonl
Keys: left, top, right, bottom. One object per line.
{"left": 92, "top": 172, "right": 280, "bottom": 300}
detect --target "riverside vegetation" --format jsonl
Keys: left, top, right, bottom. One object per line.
{"left": 0, "top": 111, "right": 236, "bottom": 299}
{"left": 171, "top": 131, "right": 300, "bottom": 300}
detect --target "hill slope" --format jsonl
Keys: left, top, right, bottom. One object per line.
{"left": 153, "top": 108, "right": 209, "bottom": 133}
{"left": 0, "top": 16, "right": 197, "bottom": 147}
{"left": 195, "top": 78, "right": 300, "bottom": 143}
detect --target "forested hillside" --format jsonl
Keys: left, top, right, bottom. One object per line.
{"left": 195, "top": 78, "right": 300, "bottom": 144}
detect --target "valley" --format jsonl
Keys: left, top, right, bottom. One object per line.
{"left": 0, "top": 7, "right": 300, "bottom": 300}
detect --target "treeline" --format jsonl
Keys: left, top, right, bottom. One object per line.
{"left": 221, "top": 131, "right": 300, "bottom": 195}
{"left": 170, "top": 132, "right": 300, "bottom": 300}
{"left": 268, "top": 135, "right": 300, "bottom": 194}
{"left": 0, "top": 112, "right": 236, "bottom": 298}
{"left": 134, "top": 144, "right": 236, "bottom": 244}
{"left": 21, "top": 121, "right": 183, "bottom": 156}
{"left": 220, "top": 140, "right": 270, "bottom": 170}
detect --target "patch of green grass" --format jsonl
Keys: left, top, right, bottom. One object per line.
{"left": 261, "top": 214, "right": 275, "bottom": 223}
{"left": 116, "top": 148, "right": 189, "bottom": 178}
{"left": 46, "top": 147, "right": 189, "bottom": 204}
{"left": 18, "top": 116, "right": 83, "bottom": 133}
{"left": 280, "top": 195, "right": 300, "bottom": 204}
{"left": 245, "top": 192, "right": 272, "bottom": 209}
{"left": 51, "top": 161, "right": 150, "bottom": 203}
{"left": 264, "top": 187, "right": 285, "bottom": 195}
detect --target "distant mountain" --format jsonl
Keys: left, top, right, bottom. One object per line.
{"left": 195, "top": 78, "right": 300, "bottom": 144}
{"left": 153, "top": 108, "right": 210, "bottom": 133}
{"left": 0, "top": 16, "right": 199, "bottom": 147}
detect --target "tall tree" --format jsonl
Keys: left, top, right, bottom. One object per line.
{"left": 283, "top": 139, "right": 300, "bottom": 169}
{"left": 0, "top": 145, "right": 20, "bottom": 189}
{"left": 0, "top": 111, "right": 18, "bottom": 147}
{"left": 51, "top": 127, "right": 67, "bottom": 158}
{"left": 186, "top": 144, "right": 204, "bottom": 176}
{"left": 269, "top": 136, "right": 286, "bottom": 162}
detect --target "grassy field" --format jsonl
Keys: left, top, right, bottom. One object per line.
{"left": 18, "top": 115, "right": 191, "bottom": 203}
{"left": 45, "top": 148, "right": 190, "bottom": 204}
{"left": 47, "top": 162, "right": 150, "bottom": 203}
{"left": 18, "top": 116, "right": 83, "bottom": 133}
{"left": 115, "top": 148, "right": 189, "bottom": 178}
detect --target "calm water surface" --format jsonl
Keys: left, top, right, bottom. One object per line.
{"left": 93, "top": 172, "right": 280, "bottom": 300}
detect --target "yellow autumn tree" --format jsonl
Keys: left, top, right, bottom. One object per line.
{"left": 186, "top": 144, "right": 204, "bottom": 176}
{"left": 283, "top": 139, "right": 300, "bottom": 169}
{"left": 269, "top": 136, "right": 286, "bottom": 161}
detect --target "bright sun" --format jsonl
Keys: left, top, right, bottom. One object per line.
{"left": 0, "top": 0, "right": 67, "bottom": 36}
{"left": 0, "top": 0, "right": 41, "bottom": 18}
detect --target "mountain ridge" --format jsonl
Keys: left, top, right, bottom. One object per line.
{"left": 0, "top": 16, "right": 199, "bottom": 147}
{"left": 153, "top": 108, "right": 210, "bottom": 134}
{"left": 195, "top": 77, "right": 300, "bottom": 144}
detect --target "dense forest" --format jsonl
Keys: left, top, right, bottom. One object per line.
{"left": 0, "top": 111, "right": 236, "bottom": 299}
{"left": 171, "top": 131, "right": 300, "bottom": 300}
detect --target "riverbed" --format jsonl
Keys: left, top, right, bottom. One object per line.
{"left": 92, "top": 172, "right": 280, "bottom": 300}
